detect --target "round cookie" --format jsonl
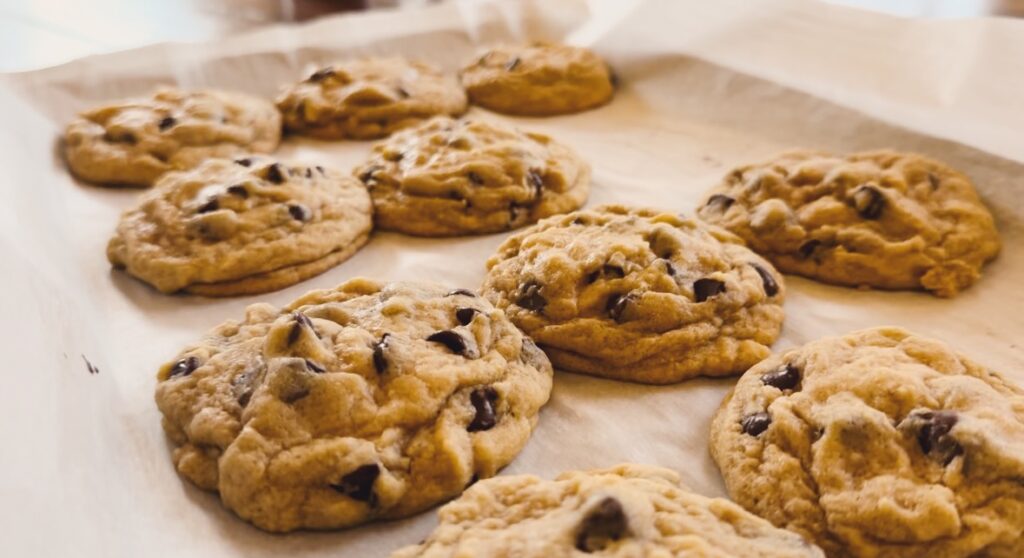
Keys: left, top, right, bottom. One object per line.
{"left": 154, "top": 278, "right": 553, "bottom": 532}
{"left": 460, "top": 42, "right": 614, "bottom": 116}
{"left": 696, "top": 150, "right": 1001, "bottom": 297}
{"left": 107, "top": 156, "right": 371, "bottom": 296}
{"left": 392, "top": 463, "right": 824, "bottom": 557}
{"left": 355, "top": 116, "right": 590, "bottom": 236}
{"left": 275, "top": 58, "right": 467, "bottom": 140}
{"left": 710, "top": 327, "right": 1024, "bottom": 557}
{"left": 481, "top": 205, "right": 785, "bottom": 384}
{"left": 64, "top": 87, "right": 281, "bottom": 187}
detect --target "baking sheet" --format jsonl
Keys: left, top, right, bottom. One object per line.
{"left": 1, "top": 0, "right": 1022, "bottom": 555}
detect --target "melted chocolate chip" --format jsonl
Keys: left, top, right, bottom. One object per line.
{"left": 308, "top": 67, "right": 335, "bottom": 82}
{"left": 705, "top": 194, "right": 735, "bottom": 212}
{"left": 693, "top": 278, "right": 726, "bottom": 302}
{"left": 575, "top": 497, "right": 629, "bottom": 552}
{"left": 237, "top": 389, "right": 253, "bottom": 408}
{"left": 266, "top": 163, "right": 286, "bottom": 184}
{"left": 372, "top": 334, "right": 390, "bottom": 374}
{"left": 505, "top": 57, "right": 521, "bottom": 71}
{"left": 799, "top": 239, "right": 821, "bottom": 259}
{"left": 197, "top": 198, "right": 219, "bottom": 214}
{"left": 456, "top": 307, "right": 480, "bottom": 326}
{"left": 169, "top": 356, "right": 199, "bottom": 378}
{"left": 516, "top": 282, "right": 546, "bottom": 312}
{"left": 912, "top": 410, "right": 962, "bottom": 465}
{"left": 331, "top": 464, "right": 380, "bottom": 503}
{"left": 750, "top": 263, "right": 779, "bottom": 297}
{"left": 234, "top": 157, "right": 252, "bottom": 167}
{"left": 606, "top": 293, "right": 634, "bottom": 322}
{"left": 467, "top": 387, "right": 498, "bottom": 432}
{"left": 158, "top": 116, "right": 177, "bottom": 131}
{"left": 468, "top": 171, "right": 484, "bottom": 185}
{"left": 927, "top": 173, "right": 941, "bottom": 190}
{"left": 662, "top": 259, "right": 676, "bottom": 276}
{"left": 741, "top": 412, "right": 771, "bottom": 436}
{"left": 358, "top": 165, "right": 381, "bottom": 184}
{"left": 288, "top": 204, "right": 311, "bottom": 221}
{"left": 227, "top": 184, "right": 249, "bottom": 198}
{"left": 446, "top": 288, "right": 477, "bottom": 297}
{"left": 527, "top": 169, "right": 544, "bottom": 197}
{"left": 305, "top": 359, "right": 325, "bottom": 374}
{"left": 761, "top": 364, "right": 800, "bottom": 390}
{"left": 288, "top": 312, "right": 315, "bottom": 345}
{"left": 305, "top": 168, "right": 313, "bottom": 178}
{"left": 427, "top": 330, "right": 469, "bottom": 355}
{"left": 852, "top": 185, "right": 885, "bottom": 219}
{"left": 396, "top": 86, "right": 410, "bottom": 99}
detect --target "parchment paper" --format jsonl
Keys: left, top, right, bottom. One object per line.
{"left": 1, "top": 0, "right": 1022, "bottom": 555}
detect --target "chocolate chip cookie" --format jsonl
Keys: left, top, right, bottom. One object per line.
{"left": 155, "top": 278, "right": 553, "bottom": 532}
{"left": 64, "top": 87, "right": 281, "bottom": 187}
{"left": 481, "top": 205, "right": 785, "bottom": 384}
{"left": 392, "top": 463, "right": 824, "bottom": 557}
{"left": 696, "top": 150, "right": 1001, "bottom": 297}
{"left": 276, "top": 58, "right": 467, "bottom": 140}
{"left": 355, "top": 116, "right": 590, "bottom": 236}
{"left": 107, "top": 156, "right": 371, "bottom": 296}
{"left": 710, "top": 327, "right": 1024, "bottom": 557}
{"left": 460, "top": 42, "right": 614, "bottom": 116}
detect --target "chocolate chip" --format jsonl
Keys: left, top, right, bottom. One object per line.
{"left": 468, "top": 171, "right": 484, "bottom": 185}
{"left": 575, "top": 497, "right": 628, "bottom": 552}
{"left": 237, "top": 390, "right": 253, "bottom": 408}
{"left": 705, "top": 194, "right": 735, "bottom": 212}
{"left": 169, "top": 356, "right": 199, "bottom": 378}
{"left": 427, "top": 330, "right": 468, "bottom": 355}
{"left": 372, "top": 334, "right": 390, "bottom": 374}
{"left": 158, "top": 116, "right": 177, "bottom": 131}
{"left": 515, "top": 281, "right": 546, "bottom": 312}
{"left": 396, "top": 86, "right": 409, "bottom": 98}
{"left": 505, "top": 57, "right": 521, "bottom": 71}
{"left": 908, "top": 410, "right": 962, "bottom": 465}
{"left": 227, "top": 184, "right": 248, "bottom": 198}
{"left": 741, "top": 412, "right": 771, "bottom": 436}
{"left": 316, "top": 165, "right": 325, "bottom": 175}
{"left": 456, "top": 307, "right": 480, "bottom": 326}
{"left": 467, "top": 387, "right": 498, "bottom": 432}
{"left": 280, "top": 385, "right": 310, "bottom": 404}
{"left": 799, "top": 239, "right": 821, "bottom": 259}
{"left": 750, "top": 263, "right": 779, "bottom": 297}
{"left": 232, "top": 369, "right": 257, "bottom": 407}
{"left": 234, "top": 157, "right": 252, "bottom": 167}
{"left": 308, "top": 67, "right": 335, "bottom": 82}
{"left": 288, "top": 312, "right": 315, "bottom": 344}
{"left": 305, "top": 359, "right": 325, "bottom": 374}
{"left": 586, "top": 265, "right": 625, "bottom": 284}
{"left": 927, "top": 172, "right": 941, "bottom": 190}
{"left": 662, "top": 259, "right": 676, "bottom": 276}
{"left": 693, "top": 278, "right": 726, "bottom": 302}
{"left": 508, "top": 203, "right": 522, "bottom": 225}
{"left": 304, "top": 168, "right": 313, "bottom": 178}
{"left": 197, "top": 198, "right": 219, "bottom": 214}
{"left": 761, "top": 363, "right": 800, "bottom": 390}
{"left": 852, "top": 185, "right": 885, "bottom": 219}
{"left": 104, "top": 131, "right": 136, "bottom": 144}
{"left": 527, "top": 169, "right": 544, "bottom": 197}
{"left": 288, "top": 204, "right": 311, "bottom": 221}
{"left": 266, "top": 163, "right": 286, "bottom": 184}
{"left": 358, "top": 165, "right": 381, "bottom": 184}
{"left": 331, "top": 464, "right": 380, "bottom": 503}
{"left": 446, "top": 288, "right": 477, "bottom": 297}
{"left": 606, "top": 293, "right": 634, "bottom": 322}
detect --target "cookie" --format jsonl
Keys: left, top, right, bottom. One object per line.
{"left": 64, "top": 87, "right": 281, "bottom": 187}
{"left": 392, "top": 463, "right": 824, "bottom": 557}
{"left": 460, "top": 42, "right": 614, "bottom": 116}
{"left": 276, "top": 58, "right": 467, "bottom": 140}
{"left": 355, "top": 116, "right": 590, "bottom": 236}
{"left": 696, "top": 150, "right": 1000, "bottom": 297}
{"left": 482, "top": 205, "right": 785, "bottom": 384}
{"left": 710, "top": 327, "right": 1024, "bottom": 557}
{"left": 154, "top": 278, "right": 553, "bottom": 532}
{"left": 107, "top": 156, "right": 371, "bottom": 296}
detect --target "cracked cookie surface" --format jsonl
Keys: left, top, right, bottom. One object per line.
{"left": 392, "top": 463, "right": 824, "bottom": 557}
{"left": 481, "top": 205, "right": 785, "bottom": 384}
{"left": 696, "top": 150, "right": 1000, "bottom": 297}
{"left": 154, "top": 278, "right": 553, "bottom": 531}
{"left": 107, "top": 156, "right": 371, "bottom": 296}
{"left": 355, "top": 116, "right": 589, "bottom": 236}
{"left": 276, "top": 58, "right": 467, "bottom": 140}
{"left": 64, "top": 87, "right": 281, "bottom": 187}
{"left": 710, "top": 327, "right": 1024, "bottom": 557}
{"left": 460, "top": 42, "right": 614, "bottom": 116}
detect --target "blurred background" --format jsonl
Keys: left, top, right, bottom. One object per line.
{"left": 1, "top": 0, "right": 1022, "bottom": 72}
